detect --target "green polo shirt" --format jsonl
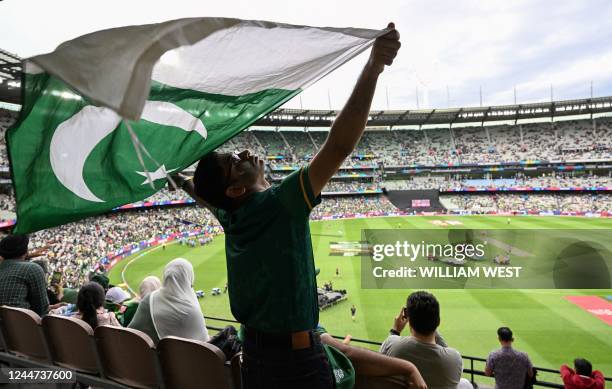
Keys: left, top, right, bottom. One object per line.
{"left": 215, "top": 166, "right": 321, "bottom": 333}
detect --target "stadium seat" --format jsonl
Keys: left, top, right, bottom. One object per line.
{"left": 354, "top": 375, "right": 406, "bottom": 388}
{"left": 157, "top": 336, "right": 230, "bottom": 389}
{"left": 94, "top": 325, "right": 162, "bottom": 389}
{"left": 0, "top": 306, "right": 49, "bottom": 362}
{"left": 42, "top": 315, "right": 101, "bottom": 375}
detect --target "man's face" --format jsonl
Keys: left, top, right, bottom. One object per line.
{"left": 220, "top": 149, "right": 266, "bottom": 193}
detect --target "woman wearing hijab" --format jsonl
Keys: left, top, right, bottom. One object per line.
{"left": 129, "top": 258, "right": 209, "bottom": 344}
{"left": 139, "top": 276, "right": 162, "bottom": 298}
{"left": 120, "top": 276, "right": 162, "bottom": 326}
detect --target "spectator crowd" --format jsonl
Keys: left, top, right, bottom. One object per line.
{"left": 443, "top": 193, "right": 612, "bottom": 214}
{"left": 211, "top": 118, "right": 612, "bottom": 167}
{"left": 0, "top": 206, "right": 217, "bottom": 288}
{"left": 384, "top": 173, "right": 612, "bottom": 192}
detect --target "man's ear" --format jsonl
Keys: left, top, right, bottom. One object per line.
{"left": 225, "top": 185, "right": 246, "bottom": 198}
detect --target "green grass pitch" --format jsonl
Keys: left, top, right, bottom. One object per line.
{"left": 109, "top": 215, "right": 612, "bottom": 382}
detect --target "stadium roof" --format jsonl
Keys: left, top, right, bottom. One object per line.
{"left": 254, "top": 96, "right": 612, "bottom": 128}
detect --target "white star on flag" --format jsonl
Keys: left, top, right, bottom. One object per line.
{"left": 135, "top": 165, "right": 176, "bottom": 186}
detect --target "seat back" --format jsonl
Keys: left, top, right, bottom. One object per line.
{"left": 158, "top": 336, "right": 230, "bottom": 389}
{"left": 355, "top": 375, "right": 406, "bottom": 389}
{"left": 94, "top": 325, "right": 160, "bottom": 389}
{"left": 0, "top": 306, "right": 48, "bottom": 362}
{"left": 42, "top": 315, "right": 100, "bottom": 374}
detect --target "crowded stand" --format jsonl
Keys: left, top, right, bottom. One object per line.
{"left": 281, "top": 130, "right": 316, "bottom": 159}
{"left": 1, "top": 171, "right": 611, "bottom": 225}
{"left": 0, "top": 109, "right": 16, "bottom": 169}
{"left": 0, "top": 193, "right": 13, "bottom": 213}
{"left": 320, "top": 181, "right": 380, "bottom": 193}
{"left": 3, "top": 111, "right": 612, "bottom": 173}
{"left": 443, "top": 193, "right": 612, "bottom": 213}
{"left": 310, "top": 196, "right": 397, "bottom": 219}
{"left": 2, "top": 114, "right": 612, "bottom": 168}
{"left": 244, "top": 118, "right": 612, "bottom": 166}
{"left": 248, "top": 129, "right": 292, "bottom": 157}
{"left": 383, "top": 172, "right": 612, "bottom": 191}
{"left": 0, "top": 108, "right": 16, "bottom": 133}
{"left": 0, "top": 146, "right": 6, "bottom": 168}
{"left": 22, "top": 207, "right": 217, "bottom": 288}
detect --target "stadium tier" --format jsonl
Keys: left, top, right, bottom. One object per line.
{"left": 2, "top": 108, "right": 612, "bottom": 223}
{"left": 3, "top": 109, "right": 612, "bottom": 167}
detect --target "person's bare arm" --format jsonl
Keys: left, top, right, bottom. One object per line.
{"left": 320, "top": 334, "right": 426, "bottom": 389}
{"left": 26, "top": 246, "right": 49, "bottom": 259}
{"left": 308, "top": 23, "right": 401, "bottom": 196}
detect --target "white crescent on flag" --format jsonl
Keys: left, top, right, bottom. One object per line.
{"left": 50, "top": 102, "right": 208, "bottom": 202}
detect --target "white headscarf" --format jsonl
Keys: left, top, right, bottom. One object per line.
{"left": 149, "top": 258, "right": 209, "bottom": 342}
{"left": 139, "top": 276, "right": 162, "bottom": 300}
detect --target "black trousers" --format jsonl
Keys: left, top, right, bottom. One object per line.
{"left": 241, "top": 331, "right": 334, "bottom": 389}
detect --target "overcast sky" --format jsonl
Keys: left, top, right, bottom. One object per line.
{"left": 2, "top": 0, "right": 611, "bottom": 110}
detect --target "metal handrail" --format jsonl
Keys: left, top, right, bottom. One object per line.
{"left": 204, "top": 315, "right": 612, "bottom": 387}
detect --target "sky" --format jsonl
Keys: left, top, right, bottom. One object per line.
{"left": 2, "top": 0, "right": 612, "bottom": 110}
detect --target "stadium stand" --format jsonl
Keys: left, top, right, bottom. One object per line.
{"left": 2, "top": 38, "right": 612, "bottom": 389}
{"left": 0, "top": 207, "right": 218, "bottom": 288}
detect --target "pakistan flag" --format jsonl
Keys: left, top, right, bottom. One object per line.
{"left": 7, "top": 18, "right": 383, "bottom": 233}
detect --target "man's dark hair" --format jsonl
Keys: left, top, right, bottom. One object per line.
{"left": 405, "top": 291, "right": 440, "bottom": 335}
{"left": 574, "top": 358, "right": 592, "bottom": 376}
{"left": 0, "top": 234, "right": 29, "bottom": 259}
{"left": 77, "top": 282, "right": 106, "bottom": 329}
{"left": 193, "top": 152, "right": 234, "bottom": 210}
{"left": 497, "top": 327, "right": 513, "bottom": 342}
{"left": 90, "top": 273, "right": 110, "bottom": 292}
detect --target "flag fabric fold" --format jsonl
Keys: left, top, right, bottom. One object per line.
{"left": 7, "top": 17, "right": 384, "bottom": 233}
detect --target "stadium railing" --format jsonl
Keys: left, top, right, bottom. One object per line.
{"left": 203, "top": 315, "right": 612, "bottom": 389}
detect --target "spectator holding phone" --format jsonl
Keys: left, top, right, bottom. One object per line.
{"left": 380, "top": 291, "right": 465, "bottom": 389}
{"left": 31, "top": 260, "right": 66, "bottom": 310}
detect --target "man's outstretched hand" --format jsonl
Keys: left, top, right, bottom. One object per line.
{"left": 367, "top": 22, "right": 401, "bottom": 75}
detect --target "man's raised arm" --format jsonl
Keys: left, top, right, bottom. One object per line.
{"left": 171, "top": 173, "right": 215, "bottom": 211}
{"left": 308, "top": 23, "right": 400, "bottom": 196}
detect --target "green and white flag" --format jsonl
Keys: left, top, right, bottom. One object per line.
{"left": 7, "top": 17, "right": 383, "bottom": 233}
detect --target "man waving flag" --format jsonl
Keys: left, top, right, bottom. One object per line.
{"left": 7, "top": 17, "right": 385, "bottom": 233}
